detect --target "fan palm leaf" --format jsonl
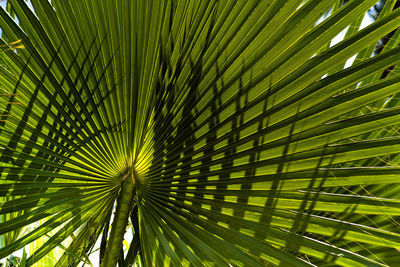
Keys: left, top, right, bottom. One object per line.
{"left": 2, "top": 0, "right": 400, "bottom": 266}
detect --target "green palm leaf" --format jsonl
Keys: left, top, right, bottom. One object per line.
{"left": 2, "top": 0, "right": 400, "bottom": 266}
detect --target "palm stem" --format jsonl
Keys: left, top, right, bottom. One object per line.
{"left": 102, "top": 171, "right": 136, "bottom": 267}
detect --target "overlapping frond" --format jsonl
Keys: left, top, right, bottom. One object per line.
{"left": 2, "top": 0, "right": 400, "bottom": 266}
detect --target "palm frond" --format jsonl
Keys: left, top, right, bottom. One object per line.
{"left": 1, "top": 0, "right": 400, "bottom": 266}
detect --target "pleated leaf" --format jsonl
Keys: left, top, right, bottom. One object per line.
{"left": 1, "top": 0, "right": 400, "bottom": 266}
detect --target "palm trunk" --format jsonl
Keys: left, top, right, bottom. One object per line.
{"left": 102, "top": 171, "right": 136, "bottom": 267}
